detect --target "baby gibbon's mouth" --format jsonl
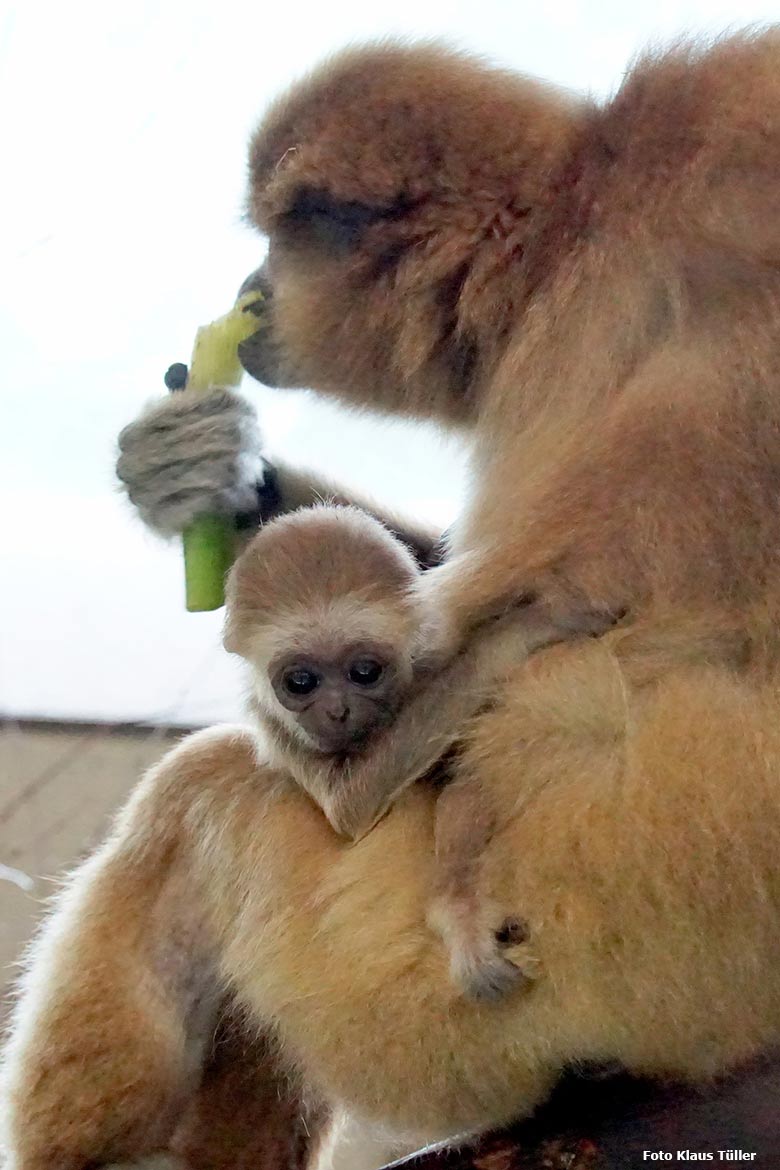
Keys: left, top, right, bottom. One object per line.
{"left": 314, "top": 724, "right": 377, "bottom": 759}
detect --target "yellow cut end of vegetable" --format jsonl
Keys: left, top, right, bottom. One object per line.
{"left": 186, "top": 291, "right": 265, "bottom": 393}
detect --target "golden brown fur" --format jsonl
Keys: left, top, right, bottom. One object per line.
{"left": 7, "top": 29, "right": 780, "bottom": 1168}
{"left": 224, "top": 504, "right": 578, "bottom": 998}
{"left": 7, "top": 623, "right": 780, "bottom": 1165}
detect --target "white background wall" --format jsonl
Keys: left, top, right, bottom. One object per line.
{"left": 3, "top": 0, "right": 780, "bottom": 725}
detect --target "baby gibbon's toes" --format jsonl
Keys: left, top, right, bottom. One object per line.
{"left": 494, "top": 915, "right": 530, "bottom": 946}
{"left": 457, "top": 951, "right": 533, "bottom": 1002}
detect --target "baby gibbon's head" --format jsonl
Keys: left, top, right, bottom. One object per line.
{"left": 224, "top": 505, "right": 420, "bottom": 753}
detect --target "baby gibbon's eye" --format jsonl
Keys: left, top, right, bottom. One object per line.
{"left": 347, "top": 659, "right": 384, "bottom": 687}
{"left": 283, "top": 667, "right": 321, "bottom": 697}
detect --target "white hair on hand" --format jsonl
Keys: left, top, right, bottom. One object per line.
{"left": 116, "top": 386, "right": 265, "bottom": 535}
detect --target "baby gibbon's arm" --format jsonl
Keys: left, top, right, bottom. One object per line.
{"left": 312, "top": 603, "right": 610, "bottom": 840}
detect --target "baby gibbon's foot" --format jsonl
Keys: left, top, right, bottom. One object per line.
{"left": 428, "top": 898, "right": 538, "bottom": 1003}
{"left": 454, "top": 945, "right": 533, "bottom": 1003}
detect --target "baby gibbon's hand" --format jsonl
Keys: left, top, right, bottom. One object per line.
{"left": 466, "top": 598, "right": 621, "bottom": 684}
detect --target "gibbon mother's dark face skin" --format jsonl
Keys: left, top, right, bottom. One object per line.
{"left": 236, "top": 43, "right": 582, "bottom": 425}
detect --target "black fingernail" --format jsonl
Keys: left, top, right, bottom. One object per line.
{"left": 164, "top": 362, "right": 189, "bottom": 392}
{"left": 495, "top": 916, "right": 530, "bottom": 945}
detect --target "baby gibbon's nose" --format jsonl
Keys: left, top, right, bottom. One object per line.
{"left": 325, "top": 703, "right": 350, "bottom": 724}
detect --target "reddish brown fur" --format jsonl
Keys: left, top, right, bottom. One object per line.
{"left": 247, "top": 43, "right": 582, "bottom": 423}
{"left": 245, "top": 32, "right": 780, "bottom": 644}
{"left": 171, "top": 1022, "right": 325, "bottom": 1170}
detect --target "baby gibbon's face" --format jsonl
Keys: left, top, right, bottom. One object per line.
{"left": 268, "top": 638, "right": 409, "bottom": 754}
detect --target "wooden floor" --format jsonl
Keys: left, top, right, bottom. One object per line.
{"left": 0, "top": 720, "right": 185, "bottom": 1008}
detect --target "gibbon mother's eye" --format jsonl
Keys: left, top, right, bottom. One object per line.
{"left": 348, "top": 659, "right": 384, "bottom": 686}
{"left": 283, "top": 668, "right": 321, "bottom": 697}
